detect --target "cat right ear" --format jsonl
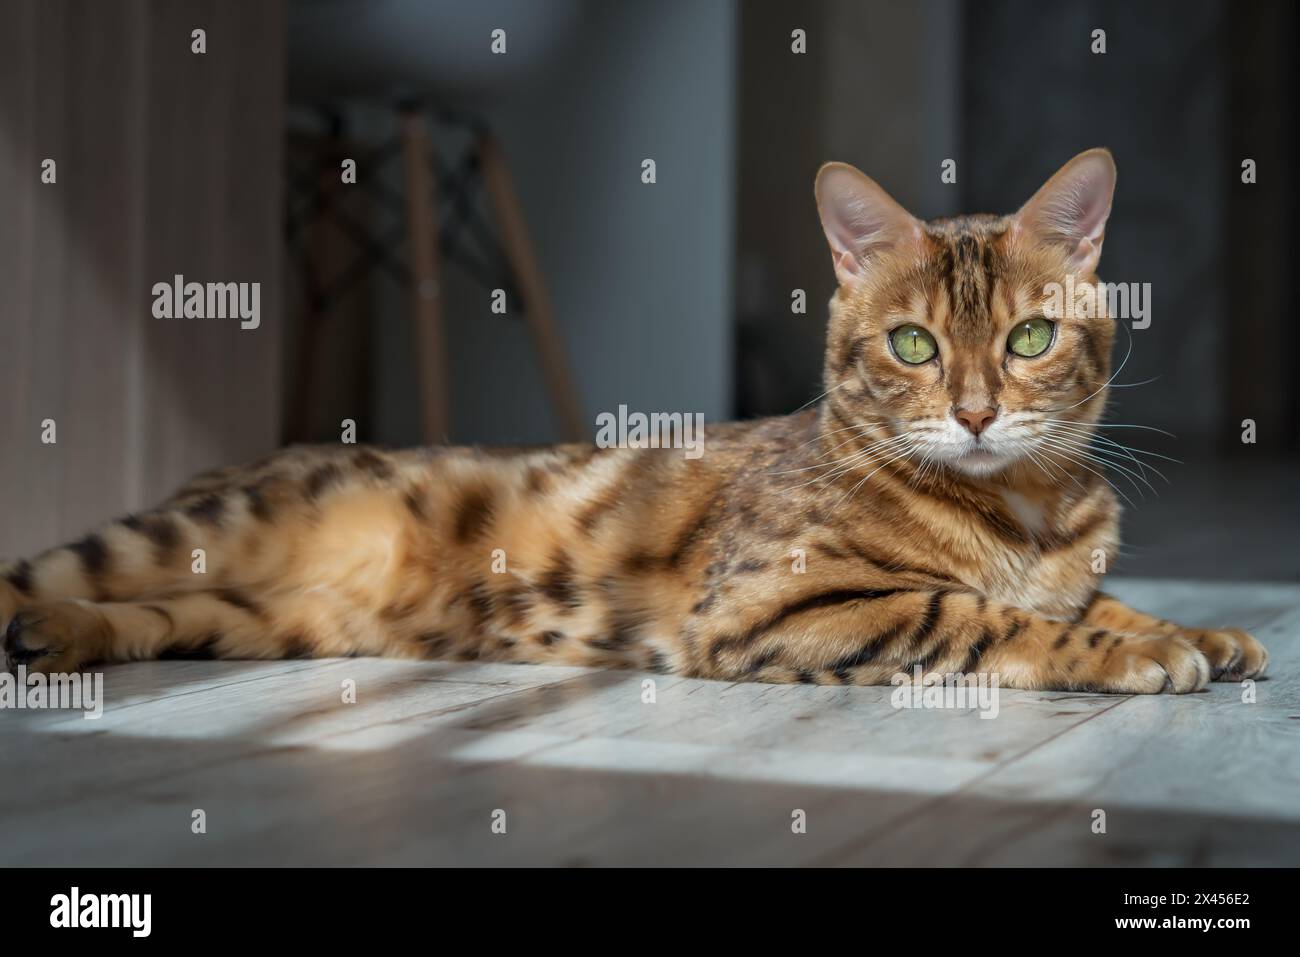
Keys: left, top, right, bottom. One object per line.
{"left": 1013, "top": 148, "right": 1116, "bottom": 275}
{"left": 815, "top": 162, "right": 922, "bottom": 286}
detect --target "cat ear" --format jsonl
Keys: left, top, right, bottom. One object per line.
{"left": 1014, "top": 148, "right": 1117, "bottom": 274}
{"left": 815, "top": 162, "right": 922, "bottom": 286}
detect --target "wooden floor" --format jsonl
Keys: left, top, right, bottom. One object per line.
{"left": 2, "top": 578, "right": 1297, "bottom": 866}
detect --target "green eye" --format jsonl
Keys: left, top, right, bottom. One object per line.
{"left": 1007, "top": 318, "right": 1055, "bottom": 358}
{"left": 890, "top": 325, "right": 937, "bottom": 364}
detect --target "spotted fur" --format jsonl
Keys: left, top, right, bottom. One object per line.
{"left": 0, "top": 150, "right": 1267, "bottom": 692}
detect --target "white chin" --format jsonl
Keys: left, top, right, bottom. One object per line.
{"left": 946, "top": 447, "right": 1013, "bottom": 477}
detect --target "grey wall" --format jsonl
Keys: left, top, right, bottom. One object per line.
{"left": 734, "top": 0, "right": 962, "bottom": 416}
{"left": 353, "top": 0, "right": 737, "bottom": 446}
{"left": 963, "top": 0, "right": 1228, "bottom": 454}
{"left": 0, "top": 0, "right": 283, "bottom": 556}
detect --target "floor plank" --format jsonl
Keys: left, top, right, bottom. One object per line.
{"left": 827, "top": 582, "right": 1300, "bottom": 865}
{"left": 1, "top": 579, "right": 1296, "bottom": 865}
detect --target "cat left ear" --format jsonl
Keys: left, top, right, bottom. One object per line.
{"left": 1014, "top": 148, "right": 1117, "bottom": 274}
{"left": 815, "top": 162, "right": 922, "bottom": 286}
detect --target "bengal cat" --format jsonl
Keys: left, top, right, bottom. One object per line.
{"left": 1, "top": 148, "right": 1267, "bottom": 693}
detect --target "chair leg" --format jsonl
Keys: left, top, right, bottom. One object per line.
{"left": 476, "top": 131, "right": 586, "bottom": 442}
{"left": 400, "top": 109, "right": 450, "bottom": 444}
{"left": 286, "top": 148, "right": 337, "bottom": 443}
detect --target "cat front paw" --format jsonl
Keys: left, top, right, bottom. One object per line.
{"left": 1180, "top": 627, "right": 1268, "bottom": 681}
{"left": 2, "top": 602, "right": 102, "bottom": 674}
{"left": 1094, "top": 634, "right": 1210, "bottom": 694}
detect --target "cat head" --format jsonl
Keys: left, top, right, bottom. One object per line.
{"left": 814, "top": 148, "right": 1117, "bottom": 478}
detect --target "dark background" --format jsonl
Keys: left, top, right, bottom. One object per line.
{"left": 2, "top": 0, "right": 1296, "bottom": 578}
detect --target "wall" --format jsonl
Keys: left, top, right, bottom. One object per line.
{"left": 963, "top": 0, "right": 1227, "bottom": 452}
{"left": 0, "top": 0, "right": 284, "bottom": 555}
{"left": 734, "top": 0, "right": 962, "bottom": 416}
{"left": 363, "top": 0, "right": 738, "bottom": 446}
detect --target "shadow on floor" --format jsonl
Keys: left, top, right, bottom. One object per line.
{"left": 3, "top": 660, "right": 1298, "bottom": 866}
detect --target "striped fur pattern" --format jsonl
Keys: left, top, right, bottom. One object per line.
{"left": 1, "top": 150, "right": 1266, "bottom": 693}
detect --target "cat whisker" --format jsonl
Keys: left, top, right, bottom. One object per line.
{"left": 1023, "top": 444, "right": 1081, "bottom": 490}
{"left": 1038, "top": 430, "right": 1151, "bottom": 482}
{"left": 773, "top": 432, "right": 922, "bottom": 492}
{"left": 1043, "top": 319, "right": 1136, "bottom": 415}
{"left": 791, "top": 378, "right": 853, "bottom": 416}
{"left": 764, "top": 434, "right": 899, "bottom": 481}
{"left": 1034, "top": 442, "right": 1140, "bottom": 508}
{"left": 1040, "top": 421, "right": 1180, "bottom": 481}
{"left": 1041, "top": 418, "right": 1177, "bottom": 439}
{"left": 1104, "top": 375, "right": 1162, "bottom": 389}
{"left": 810, "top": 433, "right": 921, "bottom": 485}
{"left": 1036, "top": 433, "right": 1159, "bottom": 499}
{"left": 1051, "top": 441, "right": 1174, "bottom": 491}
{"left": 768, "top": 433, "right": 874, "bottom": 477}
{"left": 832, "top": 439, "right": 923, "bottom": 510}
{"left": 805, "top": 435, "right": 919, "bottom": 495}
{"left": 1040, "top": 426, "right": 1175, "bottom": 486}
{"left": 784, "top": 420, "right": 884, "bottom": 459}
{"left": 906, "top": 447, "right": 937, "bottom": 488}
{"left": 771, "top": 418, "right": 896, "bottom": 472}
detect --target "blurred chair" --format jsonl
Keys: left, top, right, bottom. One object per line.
{"left": 285, "top": 0, "right": 585, "bottom": 442}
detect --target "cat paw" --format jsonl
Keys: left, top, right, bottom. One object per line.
{"left": 1181, "top": 628, "right": 1268, "bottom": 681}
{"left": 2, "top": 602, "right": 102, "bottom": 674}
{"left": 1094, "top": 634, "right": 1210, "bottom": 694}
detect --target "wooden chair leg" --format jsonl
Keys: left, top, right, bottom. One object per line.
{"left": 287, "top": 154, "right": 335, "bottom": 443}
{"left": 400, "top": 109, "right": 450, "bottom": 444}
{"left": 476, "top": 132, "right": 586, "bottom": 442}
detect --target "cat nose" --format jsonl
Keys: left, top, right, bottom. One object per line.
{"left": 955, "top": 407, "right": 997, "bottom": 436}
